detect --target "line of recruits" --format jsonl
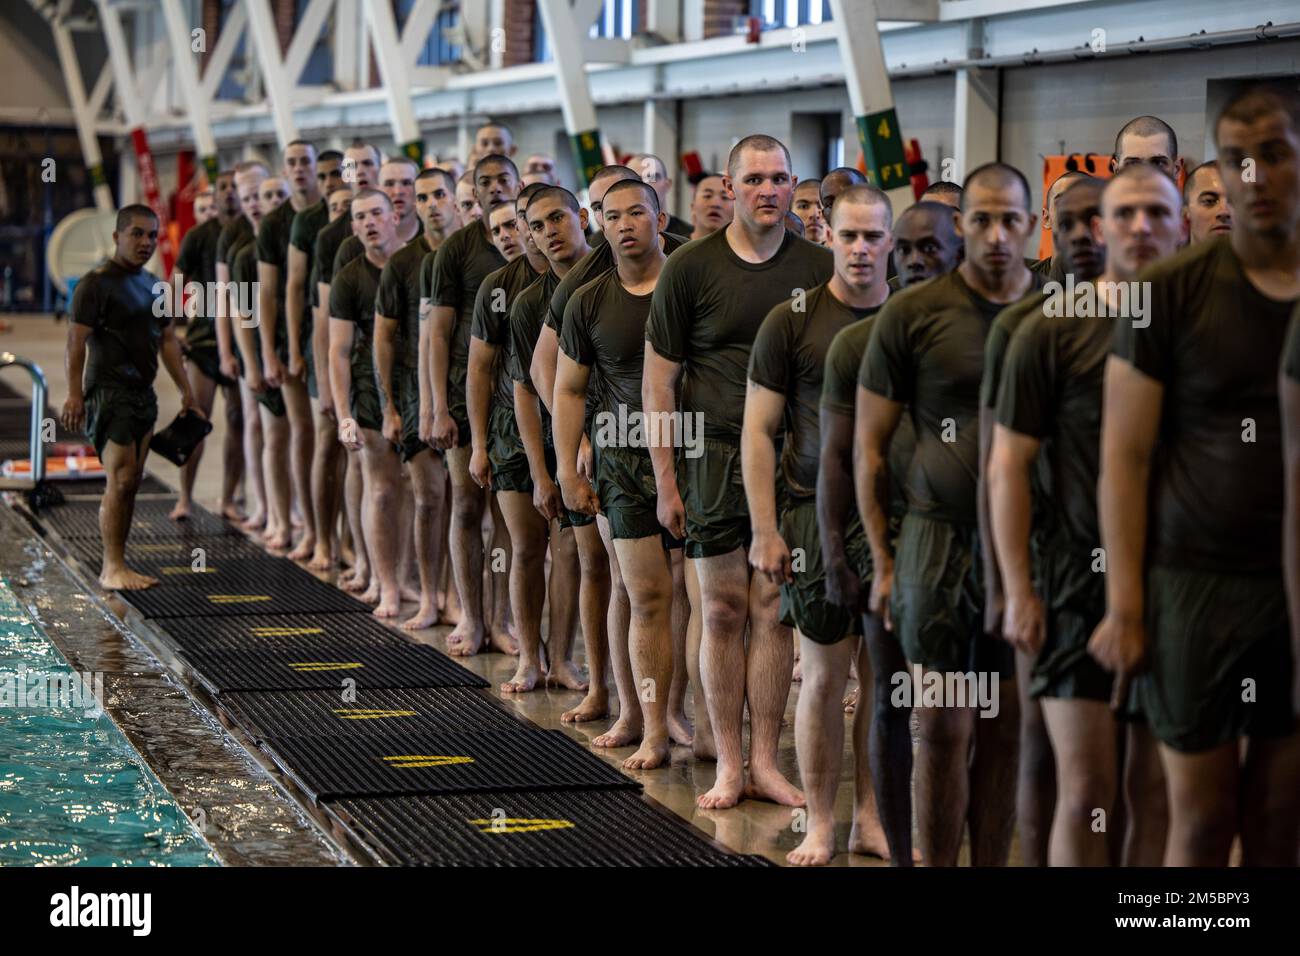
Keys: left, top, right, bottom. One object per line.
{"left": 63, "top": 82, "right": 1300, "bottom": 867}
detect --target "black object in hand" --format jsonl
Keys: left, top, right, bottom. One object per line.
{"left": 151, "top": 410, "right": 213, "bottom": 466}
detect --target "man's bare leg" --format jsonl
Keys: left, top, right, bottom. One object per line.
{"left": 99, "top": 437, "right": 158, "bottom": 590}
{"left": 395, "top": 476, "right": 418, "bottom": 601}
{"left": 788, "top": 634, "right": 854, "bottom": 865}
{"left": 592, "top": 518, "right": 640, "bottom": 749}
{"left": 1015, "top": 649, "right": 1055, "bottom": 866}
{"left": 847, "top": 642, "right": 892, "bottom": 859}
{"left": 497, "top": 491, "right": 548, "bottom": 692}
{"left": 218, "top": 381, "right": 244, "bottom": 518}
{"left": 282, "top": 380, "right": 316, "bottom": 561}
{"left": 1159, "top": 742, "right": 1239, "bottom": 866}
{"left": 1122, "top": 722, "right": 1168, "bottom": 865}
{"left": 172, "top": 364, "right": 215, "bottom": 521}
{"left": 744, "top": 571, "right": 804, "bottom": 807}
{"left": 968, "top": 674, "right": 1019, "bottom": 865}
{"left": 239, "top": 380, "right": 266, "bottom": 531}
{"left": 864, "top": 615, "right": 916, "bottom": 865}
{"left": 1239, "top": 730, "right": 1300, "bottom": 866}
{"left": 486, "top": 493, "right": 518, "bottom": 651}
{"left": 685, "top": 557, "right": 715, "bottom": 760}
{"left": 915, "top": 688, "right": 974, "bottom": 866}
{"left": 445, "top": 446, "right": 489, "bottom": 654}
{"left": 694, "top": 550, "right": 750, "bottom": 809}
{"left": 1041, "top": 697, "right": 1119, "bottom": 866}
{"left": 547, "top": 523, "right": 583, "bottom": 687}
{"left": 401, "top": 450, "right": 448, "bottom": 629}
{"left": 612, "top": 534, "right": 675, "bottom": 769}
{"left": 340, "top": 450, "right": 369, "bottom": 591}
{"left": 308, "top": 400, "right": 343, "bottom": 570}
{"left": 436, "top": 482, "right": 458, "bottom": 624}
{"left": 359, "top": 429, "right": 404, "bottom": 618}
{"left": 259, "top": 407, "right": 292, "bottom": 550}
{"left": 562, "top": 522, "right": 613, "bottom": 724}
{"left": 666, "top": 549, "right": 692, "bottom": 746}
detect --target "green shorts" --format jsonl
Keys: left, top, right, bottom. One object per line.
{"left": 1031, "top": 542, "right": 1112, "bottom": 703}
{"left": 84, "top": 386, "right": 157, "bottom": 458}
{"left": 778, "top": 498, "right": 869, "bottom": 644}
{"left": 350, "top": 361, "right": 383, "bottom": 433}
{"left": 544, "top": 442, "right": 594, "bottom": 530}
{"left": 390, "top": 365, "right": 429, "bottom": 462}
{"left": 1138, "top": 565, "right": 1296, "bottom": 753}
{"left": 892, "top": 513, "right": 1010, "bottom": 677}
{"left": 183, "top": 343, "right": 236, "bottom": 388}
{"left": 678, "top": 437, "right": 749, "bottom": 559}
{"left": 594, "top": 444, "right": 683, "bottom": 549}
{"left": 489, "top": 403, "right": 532, "bottom": 494}
{"left": 447, "top": 361, "right": 471, "bottom": 448}
{"left": 251, "top": 330, "right": 289, "bottom": 417}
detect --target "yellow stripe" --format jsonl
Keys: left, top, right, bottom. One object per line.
{"left": 160, "top": 566, "right": 218, "bottom": 574}
{"left": 467, "top": 818, "right": 575, "bottom": 834}
{"left": 249, "top": 626, "right": 324, "bottom": 637}
{"left": 206, "top": 594, "right": 272, "bottom": 603}
{"left": 381, "top": 754, "right": 473, "bottom": 768}
{"left": 332, "top": 709, "right": 418, "bottom": 719}
{"left": 286, "top": 661, "right": 364, "bottom": 671}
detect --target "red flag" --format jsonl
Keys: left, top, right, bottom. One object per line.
{"left": 130, "top": 126, "right": 176, "bottom": 276}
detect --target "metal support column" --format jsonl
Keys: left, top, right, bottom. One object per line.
{"left": 161, "top": 0, "right": 221, "bottom": 184}
{"left": 362, "top": 0, "right": 425, "bottom": 162}
{"left": 828, "top": 0, "right": 913, "bottom": 209}
{"left": 243, "top": 0, "right": 300, "bottom": 149}
{"left": 49, "top": 18, "right": 114, "bottom": 212}
{"left": 954, "top": 68, "right": 999, "bottom": 182}
{"left": 536, "top": 0, "right": 604, "bottom": 192}
{"left": 644, "top": 98, "right": 679, "bottom": 218}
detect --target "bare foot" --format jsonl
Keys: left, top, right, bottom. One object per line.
{"left": 849, "top": 813, "right": 920, "bottom": 862}
{"left": 592, "top": 716, "right": 642, "bottom": 749}
{"left": 359, "top": 580, "right": 381, "bottom": 605}
{"left": 339, "top": 544, "right": 357, "bottom": 568}
{"left": 220, "top": 502, "right": 245, "bottom": 522}
{"left": 439, "top": 589, "right": 461, "bottom": 627}
{"left": 788, "top": 825, "right": 836, "bottom": 866}
{"left": 744, "top": 765, "right": 806, "bottom": 808}
{"left": 169, "top": 500, "right": 191, "bottom": 522}
{"left": 446, "top": 621, "right": 485, "bottom": 657}
{"left": 99, "top": 566, "right": 159, "bottom": 590}
{"left": 373, "top": 591, "right": 402, "bottom": 619}
{"left": 500, "top": 659, "right": 543, "bottom": 693}
{"left": 241, "top": 509, "right": 266, "bottom": 532}
{"left": 400, "top": 601, "right": 439, "bottom": 631}
{"left": 545, "top": 659, "right": 588, "bottom": 691}
{"left": 400, "top": 582, "right": 421, "bottom": 603}
{"left": 843, "top": 686, "right": 858, "bottom": 715}
{"left": 623, "top": 736, "right": 671, "bottom": 770}
{"left": 668, "top": 710, "right": 694, "bottom": 747}
{"left": 263, "top": 526, "right": 291, "bottom": 551}
{"left": 488, "top": 628, "right": 520, "bottom": 656}
{"left": 288, "top": 534, "right": 315, "bottom": 561}
{"left": 693, "top": 723, "right": 718, "bottom": 762}
{"left": 697, "top": 766, "right": 745, "bottom": 810}
{"left": 561, "top": 690, "right": 609, "bottom": 723}
{"left": 342, "top": 566, "right": 370, "bottom": 593}
{"left": 308, "top": 547, "right": 335, "bottom": 572}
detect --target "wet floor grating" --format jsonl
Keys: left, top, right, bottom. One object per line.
{"left": 261, "top": 729, "right": 639, "bottom": 802}
{"left": 39, "top": 497, "right": 240, "bottom": 540}
{"left": 219, "top": 687, "right": 523, "bottom": 742}
{"left": 120, "top": 560, "right": 368, "bottom": 618}
{"left": 330, "top": 790, "right": 773, "bottom": 867}
{"left": 63, "top": 533, "right": 264, "bottom": 572}
{"left": 153, "top": 612, "right": 410, "bottom": 654}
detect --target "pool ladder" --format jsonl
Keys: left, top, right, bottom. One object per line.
{"left": 0, "top": 352, "right": 61, "bottom": 505}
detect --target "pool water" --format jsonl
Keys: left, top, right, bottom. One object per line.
{"left": 0, "top": 578, "right": 215, "bottom": 866}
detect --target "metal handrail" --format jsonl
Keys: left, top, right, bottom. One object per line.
{"left": 0, "top": 352, "right": 48, "bottom": 485}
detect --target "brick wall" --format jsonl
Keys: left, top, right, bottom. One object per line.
{"left": 502, "top": 0, "right": 535, "bottom": 68}
{"left": 703, "top": 0, "right": 746, "bottom": 39}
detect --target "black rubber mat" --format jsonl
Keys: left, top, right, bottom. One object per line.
{"left": 120, "top": 558, "right": 368, "bottom": 618}
{"left": 40, "top": 498, "right": 239, "bottom": 539}
{"left": 220, "top": 687, "right": 522, "bottom": 742}
{"left": 331, "top": 790, "right": 773, "bottom": 867}
{"left": 180, "top": 642, "right": 490, "bottom": 694}
{"left": 58, "top": 474, "right": 173, "bottom": 495}
{"left": 153, "top": 611, "right": 409, "bottom": 654}
{"left": 63, "top": 533, "right": 264, "bottom": 572}
{"left": 262, "top": 729, "right": 637, "bottom": 801}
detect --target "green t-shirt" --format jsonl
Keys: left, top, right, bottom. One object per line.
{"left": 288, "top": 198, "right": 329, "bottom": 334}
{"left": 980, "top": 292, "right": 1049, "bottom": 410}
{"left": 174, "top": 217, "right": 222, "bottom": 350}
{"left": 255, "top": 199, "right": 296, "bottom": 331}
{"left": 645, "top": 228, "right": 833, "bottom": 442}
{"left": 330, "top": 253, "right": 383, "bottom": 392}
{"left": 313, "top": 211, "right": 352, "bottom": 298}
{"left": 333, "top": 234, "right": 364, "bottom": 286}
{"left": 859, "top": 269, "right": 1031, "bottom": 524}
{"left": 748, "top": 282, "right": 877, "bottom": 500}
{"left": 216, "top": 215, "right": 253, "bottom": 269}
{"left": 375, "top": 234, "right": 433, "bottom": 371}
{"left": 559, "top": 265, "right": 654, "bottom": 423}
{"left": 72, "top": 259, "right": 168, "bottom": 392}
{"left": 1112, "top": 236, "right": 1294, "bottom": 573}
{"left": 471, "top": 254, "right": 545, "bottom": 409}
{"left": 427, "top": 219, "right": 506, "bottom": 370}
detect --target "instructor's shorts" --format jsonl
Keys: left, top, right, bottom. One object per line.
{"left": 778, "top": 498, "right": 868, "bottom": 644}
{"left": 679, "top": 437, "right": 749, "bottom": 559}
{"left": 892, "top": 512, "right": 1010, "bottom": 677}
{"left": 594, "top": 444, "right": 683, "bottom": 550}
{"left": 1138, "top": 565, "right": 1296, "bottom": 753}
{"left": 84, "top": 386, "right": 157, "bottom": 458}
{"left": 1031, "top": 542, "right": 1112, "bottom": 703}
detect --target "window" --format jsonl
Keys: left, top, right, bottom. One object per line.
{"left": 535, "top": 0, "right": 641, "bottom": 63}
{"left": 749, "top": 0, "right": 831, "bottom": 29}
{"left": 398, "top": 0, "right": 463, "bottom": 66}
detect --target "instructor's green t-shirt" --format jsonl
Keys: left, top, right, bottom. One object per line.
{"left": 72, "top": 259, "right": 168, "bottom": 392}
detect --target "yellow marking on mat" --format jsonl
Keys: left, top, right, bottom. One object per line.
{"left": 332, "top": 709, "right": 418, "bottom": 720}
{"left": 136, "top": 543, "right": 180, "bottom": 553}
{"left": 381, "top": 754, "right": 474, "bottom": 768}
{"left": 160, "top": 565, "right": 218, "bottom": 574}
{"left": 467, "top": 818, "right": 576, "bottom": 834}
{"left": 285, "top": 661, "right": 364, "bottom": 671}
{"left": 249, "top": 626, "right": 324, "bottom": 637}
{"left": 205, "top": 594, "right": 272, "bottom": 604}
